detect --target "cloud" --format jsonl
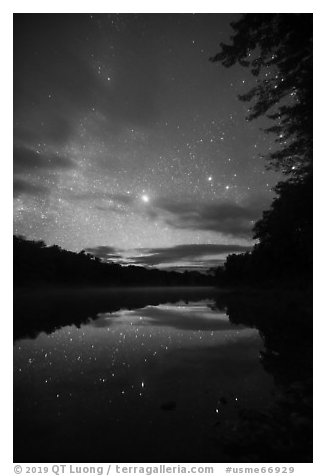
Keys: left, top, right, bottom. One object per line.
{"left": 130, "top": 243, "right": 252, "bottom": 266}
{"left": 83, "top": 192, "right": 268, "bottom": 239}
{"left": 85, "top": 243, "right": 251, "bottom": 268}
{"left": 83, "top": 245, "right": 133, "bottom": 266}
{"left": 14, "top": 115, "right": 74, "bottom": 147}
{"left": 13, "top": 146, "right": 76, "bottom": 172}
{"left": 13, "top": 178, "right": 49, "bottom": 197}
{"left": 70, "top": 191, "right": 134, "bottom": 205}
{"left": 148, "top": 196, "right": 267, "bottom": 238}
{"left": 84, "top": 245, "right": 120, "bottom": 258}
{"left": 14, "top": 14, "right": 161, "bottom": 153}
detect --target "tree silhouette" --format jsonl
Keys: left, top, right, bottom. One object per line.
{"left": 13, "top": 235, "right": 214, "bottom": 287}
{"left": 211, "top": 14, "right": 312, "bottom": 284}
{"left": 211, "top": 14, "right": 312, "bottom": 178}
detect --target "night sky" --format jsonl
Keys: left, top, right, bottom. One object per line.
{"left": 14, "top": 14, "right": 282, "bottom": 271}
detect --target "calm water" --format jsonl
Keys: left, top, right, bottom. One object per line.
{"left": 13, "top": 287, "right": 311, "bottom": 462}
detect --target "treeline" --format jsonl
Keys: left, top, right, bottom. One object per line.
{"left": 13, "top": 235, "right": 214, "bottom": 287}
{"left": 215, "top": 175, "right": 312, "bottom": 286}
{"left": 211, "top": 14, "right": 312, "bottom": 288}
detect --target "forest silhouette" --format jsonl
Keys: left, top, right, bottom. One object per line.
{"left": 211, "top": 14, "right": 312, "bottom": 287}
{"left": 211, "top": 287, "right": 312, "bottom": 462}
{"left": 14, "top": 235, "right": 214, "bottom": 288}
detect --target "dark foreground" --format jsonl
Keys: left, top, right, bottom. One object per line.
{"left": 14, "top": 286, "right": 312, "bottom": 463}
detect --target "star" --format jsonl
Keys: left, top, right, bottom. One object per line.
{"left": 141, "top": 194, "right": 150, "bottom": 203}
{"left": 14, "top": 14, "right": 282, "bottom": 269}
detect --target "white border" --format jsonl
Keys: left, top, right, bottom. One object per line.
{"left": 2, "top": 2, "right": 324, "bottom": 473}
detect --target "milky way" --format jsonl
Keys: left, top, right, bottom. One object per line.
{"left": 14, "top": 14, "right": 281, "bottom": 270}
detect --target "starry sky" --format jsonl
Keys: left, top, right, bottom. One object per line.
{"left": 13, "top": 13, "right": 282, "bottom": 271}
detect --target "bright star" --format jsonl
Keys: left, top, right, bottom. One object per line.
{"left": 141, "top": 194, "right": 149, "bottom": 203}
{"left": 208, "top": 176, "right": 213, "bottom": 182}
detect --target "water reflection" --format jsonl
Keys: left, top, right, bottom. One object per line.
{"left": 92, "top": 303, "right": 247, "bottom": 332}
{"left": 14, "top": 287, "right": 217, "bottom": 341}
{"left": 14, "top": 287, "right": 312, "bottom": 463}
{"left": 213, "top": 289, "right": 312, "bottom": 462}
